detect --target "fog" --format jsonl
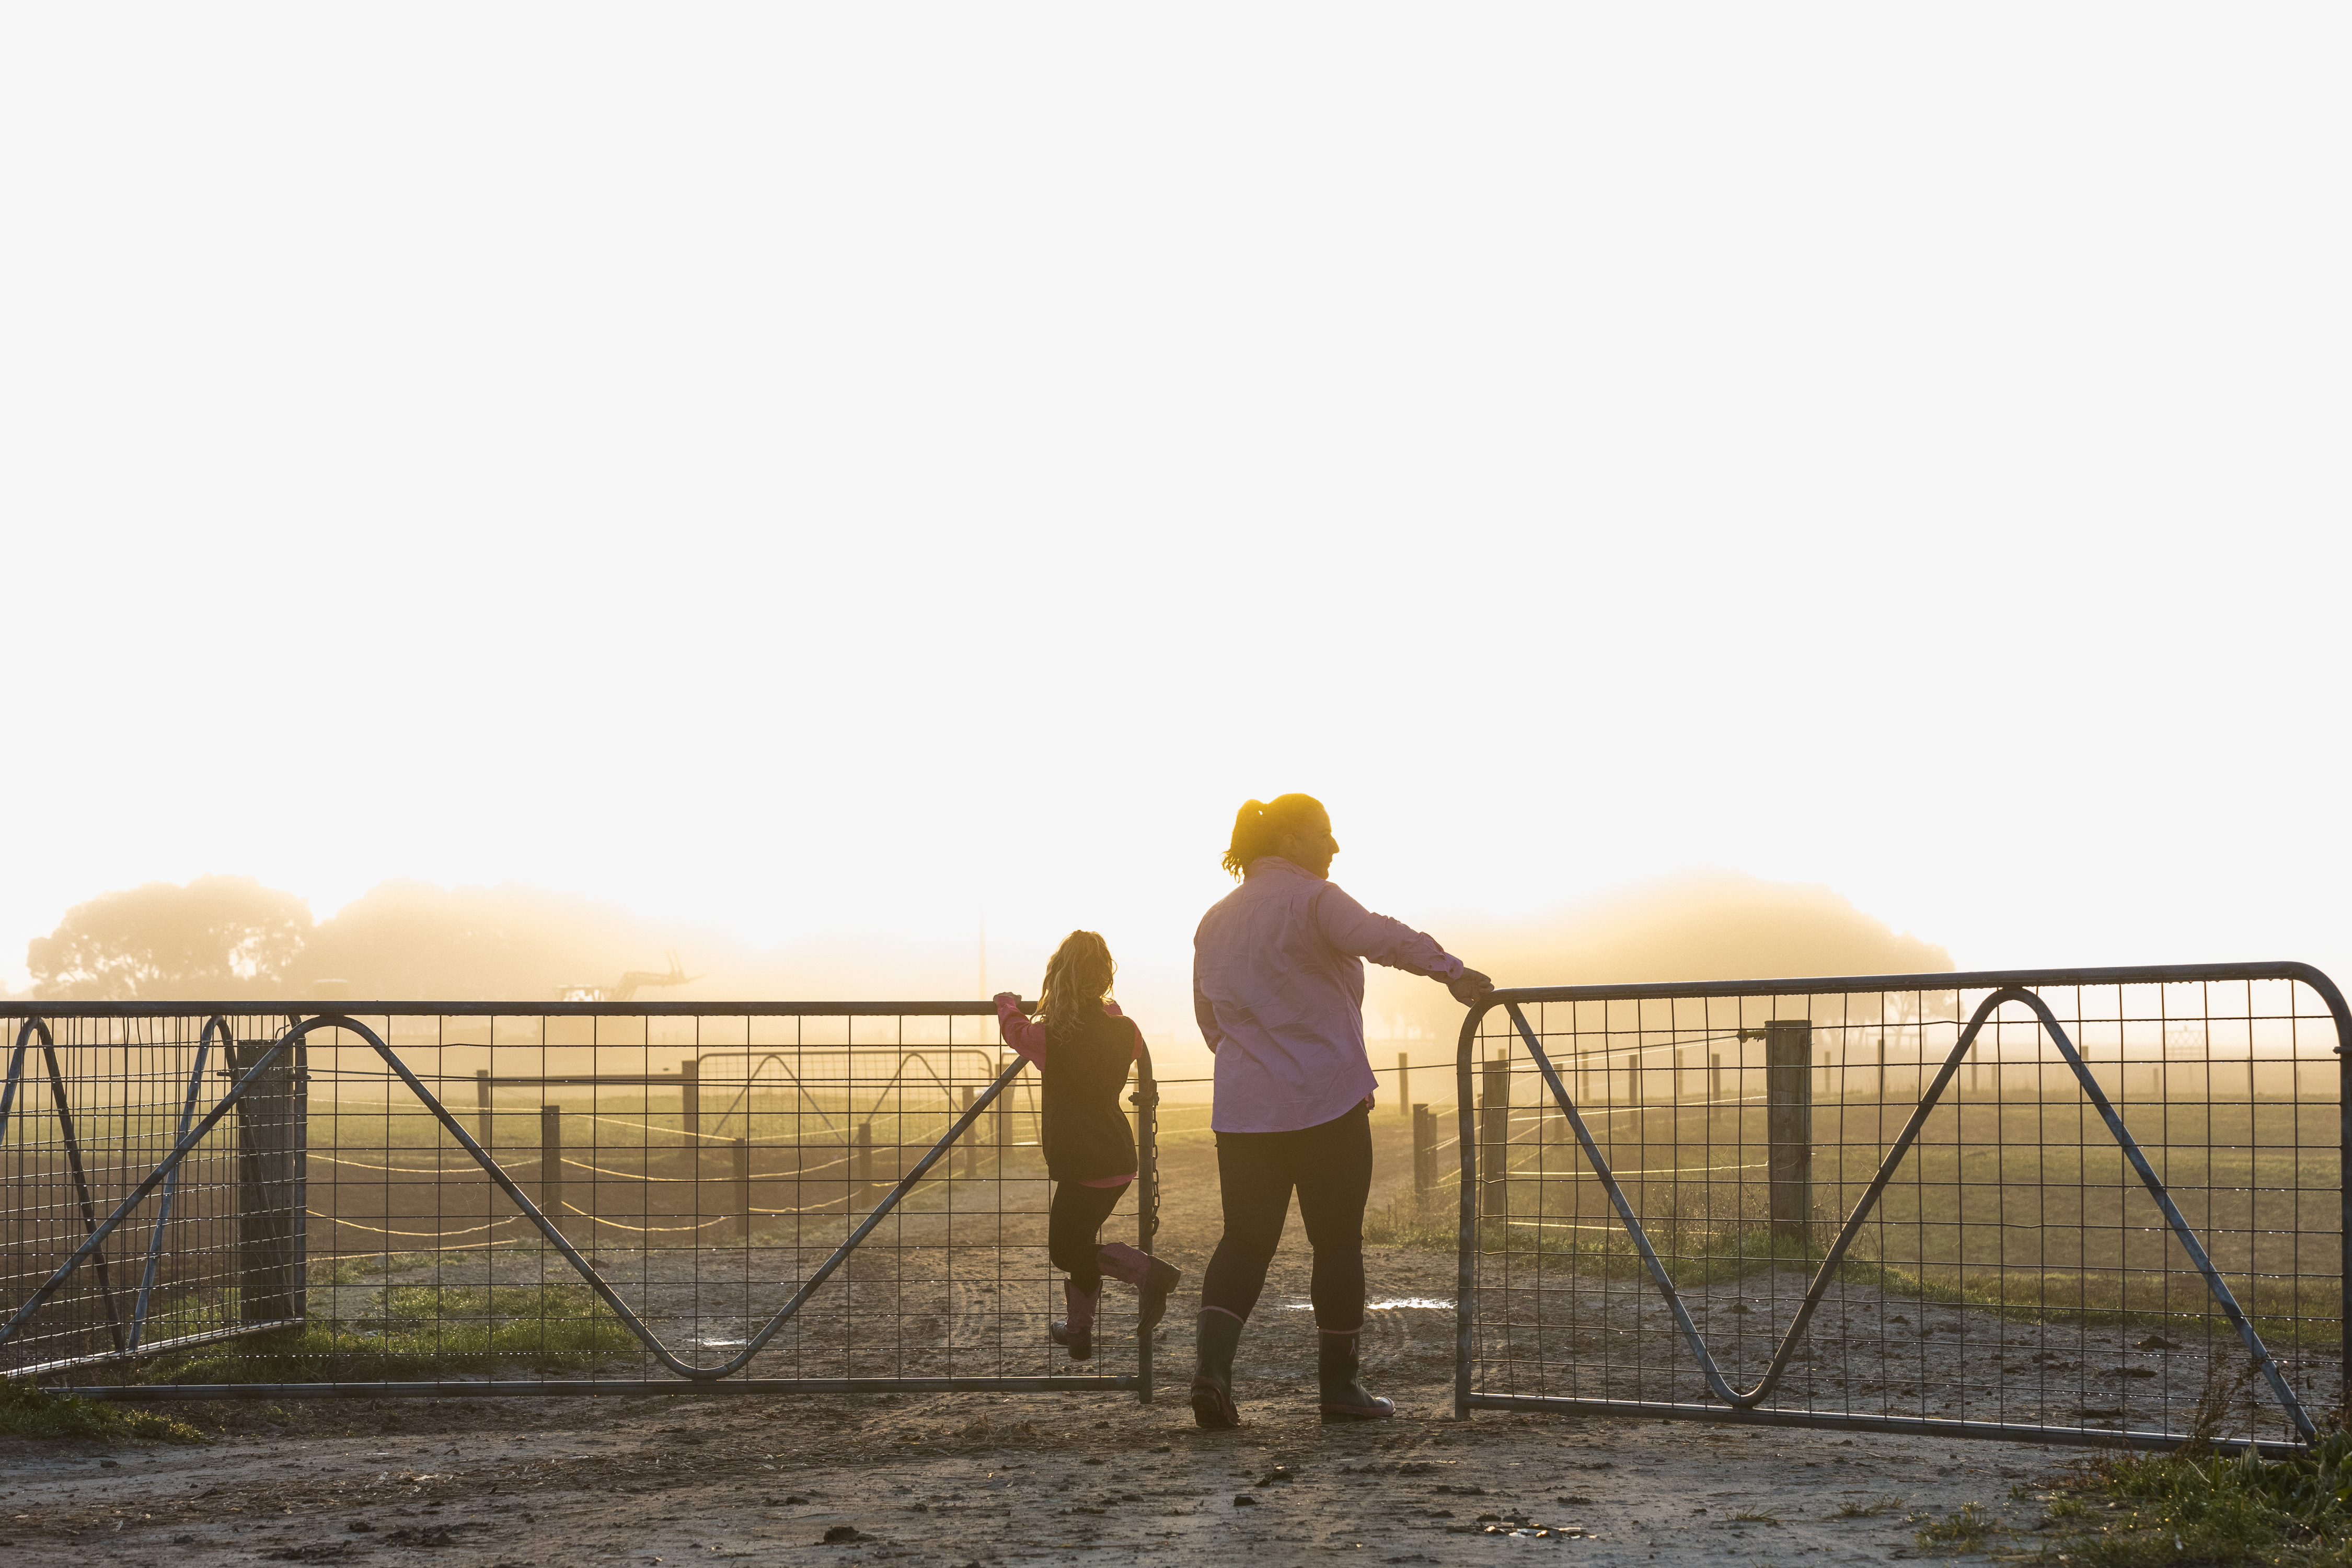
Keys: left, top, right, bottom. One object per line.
{"left": 3, "top": 12, "right": 2345, "bottom": 1008}
{"left": 16, "top": 867, "right": 1951, "bottom": 1085}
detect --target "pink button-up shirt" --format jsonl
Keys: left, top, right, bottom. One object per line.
{"left": 1193, "top": 856, "right": 1466, "bottom": 1134}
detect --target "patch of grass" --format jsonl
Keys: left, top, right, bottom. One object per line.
{"left": 143, "top": 1283, "right": 633, "bottom": 1383}
{"left": 313, "top": 1251, "right": 441, "bottom": 1286}
{"left": 1915, "top": 1501, "right": 1995, "bottom": 1552}
{"left": 1364, "top": 1197, "right": 1461, "bottom": 1250}
{"left": 0, "top": 1379, "right": 205, "bottom": 1444}
{"left": 2049, "top": 1432, "right": 2352, "bottom": 1566}
{"left": 1832, "top": 1494, "right": 1905, "bottom": 1517}
{"left": 1728, "top": 1506, "right": 1781, "bottom": 1524}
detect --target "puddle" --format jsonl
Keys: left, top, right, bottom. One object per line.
{"left": 1282, "top": 1298, "right": 1450, "bottom": 1311}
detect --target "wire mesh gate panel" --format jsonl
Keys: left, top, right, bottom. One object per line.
{"left": 1, "top": 1002, "right": 1158, "bottom": 1399}
{"left": 1454, "top": 963, "right": 2347, "bottom": 1454}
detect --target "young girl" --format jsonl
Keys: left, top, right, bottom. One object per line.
{"left": 994, "top": 930, "right": 1180, "bottom": 1361}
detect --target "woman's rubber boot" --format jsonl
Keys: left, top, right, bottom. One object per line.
{"left": 1050, "top": 1278, "right": 1099, "bottom": 1362}
{"left": 1317, "top": 1329, "right": 1396, "bottom": 1423}
{"left": 1097, "top": 1242, "right": 1184, "bottom": 1337}
{"left": 1190, "top": 1309, "right": 1243, "bottom": 1430}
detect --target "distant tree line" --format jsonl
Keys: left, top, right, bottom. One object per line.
{"left": 21, "top": 876, "right": 739, "bottom": 1001}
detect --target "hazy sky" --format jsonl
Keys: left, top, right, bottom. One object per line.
{"left": 5, "top": 8, "right": 2346, "bottom": 1005}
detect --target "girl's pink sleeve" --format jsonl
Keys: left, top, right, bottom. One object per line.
{"left": 996, "top": 995, "right": 1048, "bottom": 1067}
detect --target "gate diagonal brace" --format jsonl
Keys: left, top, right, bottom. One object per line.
{"left": 1491, "top": 990, "right": 2316, "bottom": 1444}
{"left": 126, "top": 1016, "right": 227, "bottom": 1352}
{"left": 0, "top": 1014, "right": 1042, "bottom": 1384}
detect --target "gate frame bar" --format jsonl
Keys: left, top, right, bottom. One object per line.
{"left": 1453, "top": 961, "right": 2349, "bottom": 1453}
{"left": 0, "top": 1000, "right": 1158, "bottom": 1401}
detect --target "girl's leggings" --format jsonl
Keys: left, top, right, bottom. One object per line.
{"left": 1048, "top": 1179, "right": 1131, "bottom": 1293}
{"left": 1198, "top": 1102, "right": 1372, "bottom": 1331}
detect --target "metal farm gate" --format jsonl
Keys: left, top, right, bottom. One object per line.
{"left": 1454, "top": 964, "right": 2347, "bottom": 1455}
{"left": 0, "top": 1002, "right": 1159, "bottom": 1399}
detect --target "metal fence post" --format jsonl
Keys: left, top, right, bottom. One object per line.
{"left": 1133, "top": 1047, "right": 1159, "bottom": 1404}
{"left": 232, "top": 1037, "right": 306, "bottom": 1326}
{"left": 1766, "top": 1020, "right": 1812, "bottom": 1245}
{"left": 1479, "top": 1050, "right": 1508, "bottom": 1220}
{"left": 541, "top": 1104, "right": 563, "bottom": 1221}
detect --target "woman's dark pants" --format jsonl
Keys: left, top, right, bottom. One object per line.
{"left": 1048, "top": 1179, "right": 1129, "bottom": 1293}
{"left": 1198, "top": 1103, "right": 1372, "bottom": 1331}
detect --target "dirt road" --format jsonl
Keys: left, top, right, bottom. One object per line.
{"left": 0, "top": 1117, "right": 2112, "bottom": 1564}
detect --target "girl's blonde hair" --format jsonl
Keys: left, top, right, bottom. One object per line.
{"left": 1038, "top": 930, "right": 1116, "bottom": 1046}
{"left": 1221, "top": 793, "right": 1325, "bottom": 879}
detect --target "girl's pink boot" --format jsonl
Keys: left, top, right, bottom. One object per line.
{"left": 1050, "top": 1279, "right": 1100, "bottom": 1362}
{"left": 1095, "top": 1242, "right": 1184, "bottom": 1335}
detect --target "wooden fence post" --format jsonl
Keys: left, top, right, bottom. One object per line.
{"left": 474, "top": 1068, "right": 492, "bottom": 1149}
{"left": 681, "top": 1059, "right": 700, "bottom": 1140}
{"left": 1412, "top": 1104, "right": 1434, "bottom": 1201}
{"left": 856, "top": 1121, "right": 875, "bottom": 1212}
{"left": 1479, "top": 1050, "right": 1508, "bottom": 1220}
{"left": 731, "top": 1136, "right": 751, "bottom": 1241}
{"left": 231, "top": 1037, "right": 306, "bottom": 1325}
{"left": 1397, "top": 1053, "right": 1410, "bottom": 1115}
{"left": 960, "top": 1086, "right": 977, "bottom": 1179}
{"left": 1766, "top": 1020, "right": 1812, "bottom": 1245}
{"left": 540, "top": 1104, "right": 563, "bottom": 1221}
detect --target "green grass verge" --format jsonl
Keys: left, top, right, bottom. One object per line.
{"left": 2043, "top": 1434, "right": 2352, "bottom": 1565}
{"left": 140, "top": 1283, "right": 634, "bottom": 1383}
{"left": 0, "top": 1379, "right": 205, "bottom": 1444}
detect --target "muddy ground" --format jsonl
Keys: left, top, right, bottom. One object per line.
{"left": 0, "top": 1385, "right": 2071, "bottom": 1566}
{"left": 0, "top": 1116, "right": 2255, "bottom": 1565}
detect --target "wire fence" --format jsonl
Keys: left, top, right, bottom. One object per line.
{"left": 0, "top": 1002, "right": 1158, "bottom": 1399}
{"left": 1453, "top": 963, "right": 2347, "bottom": 1455}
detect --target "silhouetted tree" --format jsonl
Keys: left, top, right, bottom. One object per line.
{"left": 26, "top": 875, "right": 313, "bottom": 998}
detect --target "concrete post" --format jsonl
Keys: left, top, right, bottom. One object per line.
{"left": 1766, "top": 1020, "right": 1813, "bottom": 1246}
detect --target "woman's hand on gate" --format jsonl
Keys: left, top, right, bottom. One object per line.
{"left": 1447, "top": 968, "right": 1495, "bottom": 1006}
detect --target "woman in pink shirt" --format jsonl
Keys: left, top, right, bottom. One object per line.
{"left": 1189, "top": 795, "right": 1490, "bottom": 1427}
{"left": 995, "top": 930, "right": 1181, "bottom": 1361}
